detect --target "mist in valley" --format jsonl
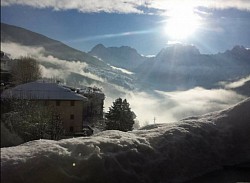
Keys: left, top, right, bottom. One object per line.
{"left": 2, "top": 42, "right": 249, "bottom": 126}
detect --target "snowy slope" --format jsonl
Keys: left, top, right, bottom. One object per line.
{"left": 1, "top": 98, "right": 250, "bottom": 183}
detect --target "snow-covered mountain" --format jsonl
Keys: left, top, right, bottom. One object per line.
{"left": 1, "top": 98, "right": 250, "bottom": 183}
{"left": 224, "top": 45, "right": 250, "bottom": 62}
{"left": 1, "top": 23, "right": 136, "bottom": 91}
{"left": 89, "top": 44, "right": 146, "bottom": 71}
{"left": 88, "top": 43, "right": 250, "bottom": 91}
{"left": 136, "top": 44, "right": 250, "bottom": 90}
{"left": 2, "top": 23, "right": 250, "bottom": 92}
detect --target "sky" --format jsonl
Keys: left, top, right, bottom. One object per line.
{"left": 1, "top": 0, "right": 250, "bottom": 55}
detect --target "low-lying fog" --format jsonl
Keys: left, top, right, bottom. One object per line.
{"left": 2, "top": 42, "right": 249, "bottom": 126}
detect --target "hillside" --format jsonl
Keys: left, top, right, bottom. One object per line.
{"left": 1, "top": 23, "right": 136, "bottom": 91}
{"left": 1, "top": 98, "right": 250, "bottom": 183}
{"left": 1, "top": 23, "right": 108, "bottom": 68}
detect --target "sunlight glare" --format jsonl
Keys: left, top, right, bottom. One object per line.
{"left": 164, "top": 7, "right": 200, "bottom": 40}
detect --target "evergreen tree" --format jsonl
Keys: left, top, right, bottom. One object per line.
{"left": 105, "top": 98, "right": 135, "bottom": 131}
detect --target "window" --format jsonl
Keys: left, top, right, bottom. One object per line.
{"left": 70, "top": 114, "right": 74, "bottom": 120}
{"left": 69, "top": 126, "right": 74, "bottom": 132}
{"left": 56, "top": 100, "right": 60, "bottom": 106}
{"left": 70, "top": 100, "right": 75, "bottom": 106}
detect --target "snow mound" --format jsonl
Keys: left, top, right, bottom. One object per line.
{"left": 1, "top": 98, "right": 250, "bottom": 183}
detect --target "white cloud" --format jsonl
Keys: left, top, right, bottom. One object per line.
{"left": 0, "top": 42, "right": 44, "bottom": 58}
{"left": 156, "top": 87, "right": 246, "bottom": 120}
{"left": 110, "top": 65, "right": 134, "bottom": 75}
{"left": 1, "top": 42, "right": 105, "bottom": 82}
{"left": 115, "top": 87, "right": 246, "bottom": 126}
{"left": 38, "top": 55, "right": 105, "bottom": 82}
{"left": 1, "top": 0, "right": 144, "bottom": 13}
{"left": 2, "top": 0, "right": 250, "bottom": 14}
{"left": 148, "top": 0, "right": 250, "bottom": 12}
{"left": 222, "top": 75, "right": 250, "bottom": 89}
{"left": 40, "top": 65, "right": 70, "bottom": 80}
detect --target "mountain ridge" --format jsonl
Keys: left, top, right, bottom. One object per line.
{"left": 89, "top": 43, "right": 146, "bottom": 71}
{"left": 135, "top": 44, "right": 250, "bottom": 90}
{"left": 1, "top": 23, "right": 250, "bottom": 92}
{"left": 1, "top": 23, "right": 137, "bottom": 91}
{"left": 1, "top": 23, "right": 108, "bottom": 68}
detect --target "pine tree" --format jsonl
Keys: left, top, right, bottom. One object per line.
{"left": 105, "top": 98, "right": 135, "bottom": 131}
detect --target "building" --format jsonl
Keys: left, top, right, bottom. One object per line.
{"left": 1, "top": 81, "right": 104, "bottom": 135}
{"left": 1, "top": 51, "right": 12, "bottom": 72}
{"left": 1, "top": 51, "right": 13, "bottom": 89}
{"left": 77, "top": 87, "right": 105, "bottom": 124}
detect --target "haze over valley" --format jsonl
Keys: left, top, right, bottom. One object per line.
{"left": 1, "top": 23, "right": 250, "bottom": 124}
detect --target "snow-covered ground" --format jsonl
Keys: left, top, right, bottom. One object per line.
{"left": 1, "top": 98, "right": 250, "bottom": 183}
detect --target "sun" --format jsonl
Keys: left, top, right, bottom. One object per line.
{"left": 164, "top": 8, "right": 200, "bottom": 40}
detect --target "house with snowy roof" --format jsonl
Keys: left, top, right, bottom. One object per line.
{"left": 1, "top": 80, "right": 104, "bottom": 135}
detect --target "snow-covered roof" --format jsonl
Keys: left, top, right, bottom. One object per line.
{"left": 75, "top": 86, "right": 105, "bottom": 100}
{"left": 77, "top": 86, "right": 103, "bottom": 94}
{"left": 1, "top": 81, "right": 88, "bottom": 101}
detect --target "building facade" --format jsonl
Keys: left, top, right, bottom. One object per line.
{"left": 1, "top": 81, "right": 91, "bottom": 134}
{"left": 77, "top": 87, "right": 105, "bottom": 124}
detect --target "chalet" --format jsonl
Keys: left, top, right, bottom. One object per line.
{"left": 1, "top": 80, "right": 105, "bottom": 135}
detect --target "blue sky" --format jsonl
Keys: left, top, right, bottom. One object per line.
{"left": 1, "top": 0, "right": 250, "bottom": 55}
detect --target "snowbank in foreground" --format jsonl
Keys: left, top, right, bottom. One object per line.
{"left": 1, "top": 98, "right": 250, "bottom": 183}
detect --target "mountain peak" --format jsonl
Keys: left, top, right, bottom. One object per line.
{"left": 157, "top": 44, "right": 200, "bottom": 58}
{"left": 231, "top": 45, "right": 247, "bottom": 54}
{"left": 92, "top": 44, "right": 106, "bottom": 50}
{"left": 89, "top": 44, "right": 146, "bottom": 70}
{"left": 224, "top": 45, "right": 250, "bottom": 60}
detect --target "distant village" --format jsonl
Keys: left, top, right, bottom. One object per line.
{"left": 1, "top": 51, "right": 105, "bottom": 138}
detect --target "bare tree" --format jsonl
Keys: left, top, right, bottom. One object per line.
{"left": 1, "top": 99, "right": 64, "bottom": 142}
{"left": 11, "top": 57, "right": 42, "bottom": 84}
{"left": 49, "top": 111, "right": 64, "bottom": 140}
